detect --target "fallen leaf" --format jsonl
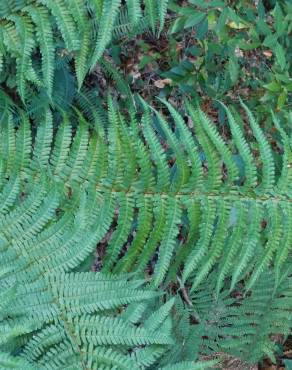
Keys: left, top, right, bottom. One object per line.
{"left": 263, "top": 50, "right": 273, "bottom": 57}
{"left": 154, "top": 78, "right": 173, "bottom": 88}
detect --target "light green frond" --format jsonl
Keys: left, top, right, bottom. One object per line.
{"left": 15, "top": 113, "right": 32, "bottom": 174}
{"left": 102, "top": 193, "right": 135, "bottom": 271}
{"left": 126, "top": 0, "right": 142, "bottom": 26}
{"left": 90, "top": 0, "right": 121, "bottom": 68}
{"left": 246, "top": 203, "right": 283, "bottom": 290}
{"left": 157, "top": 0, "right": 169, "bottom": 36}
{"left": 240, "top": 100, "right": 275, "bottom": 194}
{"left": 160, "top": 100, "right": 203, "bottom": 190}
{"left": 274, "top": 203, "right": 292, "bottom": 283}
{"left": 144, "top": 298, "right": 175, "bottom": 331}
{"left": 272, "top": 111, "right": 292, "bottom": 194}
{"left": 62, "top": 116, "right": 89, "bottom": 184}
{"left": 198, "top": 109, "right": 239, "bottom": 186}
{"left": 32, "top": 108, "right": 53, "bottom": 169}
{"left": 135, "top": 196, "right": 168, "bottom": 274}
{"left": 142, "top": 110, "right": 171, "bottom": 192}
{"left": 75, "top": 23, "right": 90, "bottom": 90}
{"left": 0, "top": 352, "right": 36, "bottom": 369}
{"left": 221, "top": 103, "right": 257, "bottom": 190}
{"left": 154, "top": 109, "right": 190, "bottom": 192}
{"left": 7, "top": 14, "right": 35, "bottom": 101}
{"left": 191, "top": 199, "right": 231, "bottom": 291}
{"left": 40, "top": 0, "right": 80, "bottom": 51}
{"left": 50, "top": 115, "right": 72, "bottom": 176}
{"left": 153, "top": 197, "right": 182, "bottom": 287}
{"left": 144, "top": 0, "right": 157, "bottom": 34}
{"left": 0, "top": 113, "right": 16, "bottom": 175}
{"left": 25, "top": 5, "right": 54, "bottom": 99}
{"left": 114, "top": 195, "right": 153, "bottom": 273}
{"left": 158, "top": 361, "right": 218, "bottom": 370}
{"left": 74, "top": 314, "right": 173, "bottom": 346}
{"left": 182, "top": 198, "right": 216, "bottom": 284}
{"left": 187, "top": 103, "right": 222, "bottom": 191}
{"left": 0, "top": 100, "right": 291, "bottom": 368}
{"left": 230, "top": 202, "right": 263, "bottom": 290}
{"left": 215, "top": 201, "right": 248, "bottom": 297}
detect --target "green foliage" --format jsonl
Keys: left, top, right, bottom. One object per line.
{"left": 0, "top": 106, "right": 217, "bottom": 369}
{"left": 0, "top": 97, "right": 291, "bottom": 366}
{"left": 128, "top": 0, "right": 291, "bottom": 116}
{"left": 189, "top": 269, "right": 292, "bottom": 364}
{"left": 0, "top": 0, "right": 168, "bottom": 101}
{"left": 0, "top": 0, "right": 291, "bottom": 367}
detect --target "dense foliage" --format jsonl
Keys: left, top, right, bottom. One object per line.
{"left": 0, "top": 0, "right": 291, "bottom": 369}
{"left": 0, "top": 0, "right": 167, "bottom": 99}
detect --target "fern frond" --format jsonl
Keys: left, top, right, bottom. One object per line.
{"left": 40, "top": 0, "right": 80, "bottom": 51}
{"left": 144, "top": 0, "right": 157, "bottom": 34}
{"left": 160, "top": 100, "right": 203, "bottom": 190}
{"left": 0, "top": 0, "right": 164, "bottom": 97}
{"left": 153, "top": 197, "right": 182, "bottom": 287}
{"left": 198, "top": 109, "right": 239, "bottom": 186}
{"left": 25, "top": 5, "right": 54, "bottom": 99}
{"left": 7, "top": 14, "right": 35, "bottom": 101}
{"left": 90, "top": 0, "right": 121, "bottom": 69}
{"left": 187, "top": 103, "right": 222, "bottom": 191}
{"left": 75, "top": 23, "right": 90, "bottom": 90}
{"left": 158, "top": 361, "right": 217, "bottom": 370}
{"left": 240, "top": 99, "right": 275, "bottom": 193}
{"left": 126, "top": 0, "right": 142, "bottom": 27}
{"left": 31, "top": 108, "right": 53, "bottom": 169}
{"left": 157, "top": 0, "right": 168, "bottom": 36}
{"left": 220, "top": 103, "right": 257, "bottom": 190}
{"left": 230, "top": 202, "right": 263, "bottom": 290}
{"left": 0, "top": 100, "right": 291, "bottom": 367}
{"left": 0, "top": 113, "right": 16, "bottom": 175}
{"left": 0, "top": 352, "right": 35, "bottom": 369}
{"left": 272, "top": 111, "right": 292, "bottom": 194}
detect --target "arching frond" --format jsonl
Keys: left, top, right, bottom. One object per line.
{"left": 0, "top": 100, "right": 291, "bottom": 367}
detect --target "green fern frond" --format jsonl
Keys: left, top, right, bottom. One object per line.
{"left": 7, "top": 14, "right": 35, "bottom": 101}
{"left": 240, "top": 99, "right": 275, "bottom": 193}
{"left": 157, "top": 0, "right": 169, "bottom": 36}
{"left": 126, "top": 0, "right": 142, "bottom": 27}
{"left": 0, "top": 352, "right": 35, "bottom": 369}
{"left": 0, "top": 99, "right": 291, "bottom": 367}
{"left": 190, "top": 270, "right": 292, "bottom": 364}
{"left": 0, "top": 101, "right": 290, "bottom": 293}
{"left": 90, "top": 0, "right": 121, "bottom": 69}
{"left": 0, "top": 1, "right": 167, "bottom": 98}
{"left": 25, "top": 5, "right": 54, "bottom": 99}
{"left": 40, "top": 0, "right": 80, "bottom": 51}
{"left": 31, "top": 108, "right": 53, "bottom": 169}
{"left": 144, "top": 0, "right": 157, "bottom": 34}
{"left": 158, "top": 361, "right": 217, "bottom": 370}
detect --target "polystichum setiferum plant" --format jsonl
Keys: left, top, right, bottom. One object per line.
{"left": 0, "top": 96, "right": 291, "bottom": 367}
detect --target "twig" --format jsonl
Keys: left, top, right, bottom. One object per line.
{"left": 177, "top": 275, "right": 193, "bottom": 307}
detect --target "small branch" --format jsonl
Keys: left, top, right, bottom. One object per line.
{"left": 177, "top": 276, "right": 193, "bottom": 307}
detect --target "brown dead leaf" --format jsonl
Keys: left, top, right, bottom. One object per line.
{"left": 154, "top": 78, "right": 172, "bottom": 88}
{"left": 263, "top": 50, "right": 273, "bottom": 58}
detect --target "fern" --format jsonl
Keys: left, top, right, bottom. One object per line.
{"left": 90, "top": 0, "right": 121, "bottom": 69}
{"left": 0, "top": 101, "right": 219, "bottom": 369}
{"left": 0, "top": 98, "right": 291, "bottom": 366}
{"left": 2, "top": 97, "right": 290, "bottom": 291}
{"left": 190, "top": 269, "right": 292, "bottom": 364}
{"left": 0, "top": 0, "right": 169, "bottom": 101}
{"left": 157, "top": 0, "right": 169, "bottom": 36}
{"left": 25, "top": 5, "right": 54, "bottom": 99}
